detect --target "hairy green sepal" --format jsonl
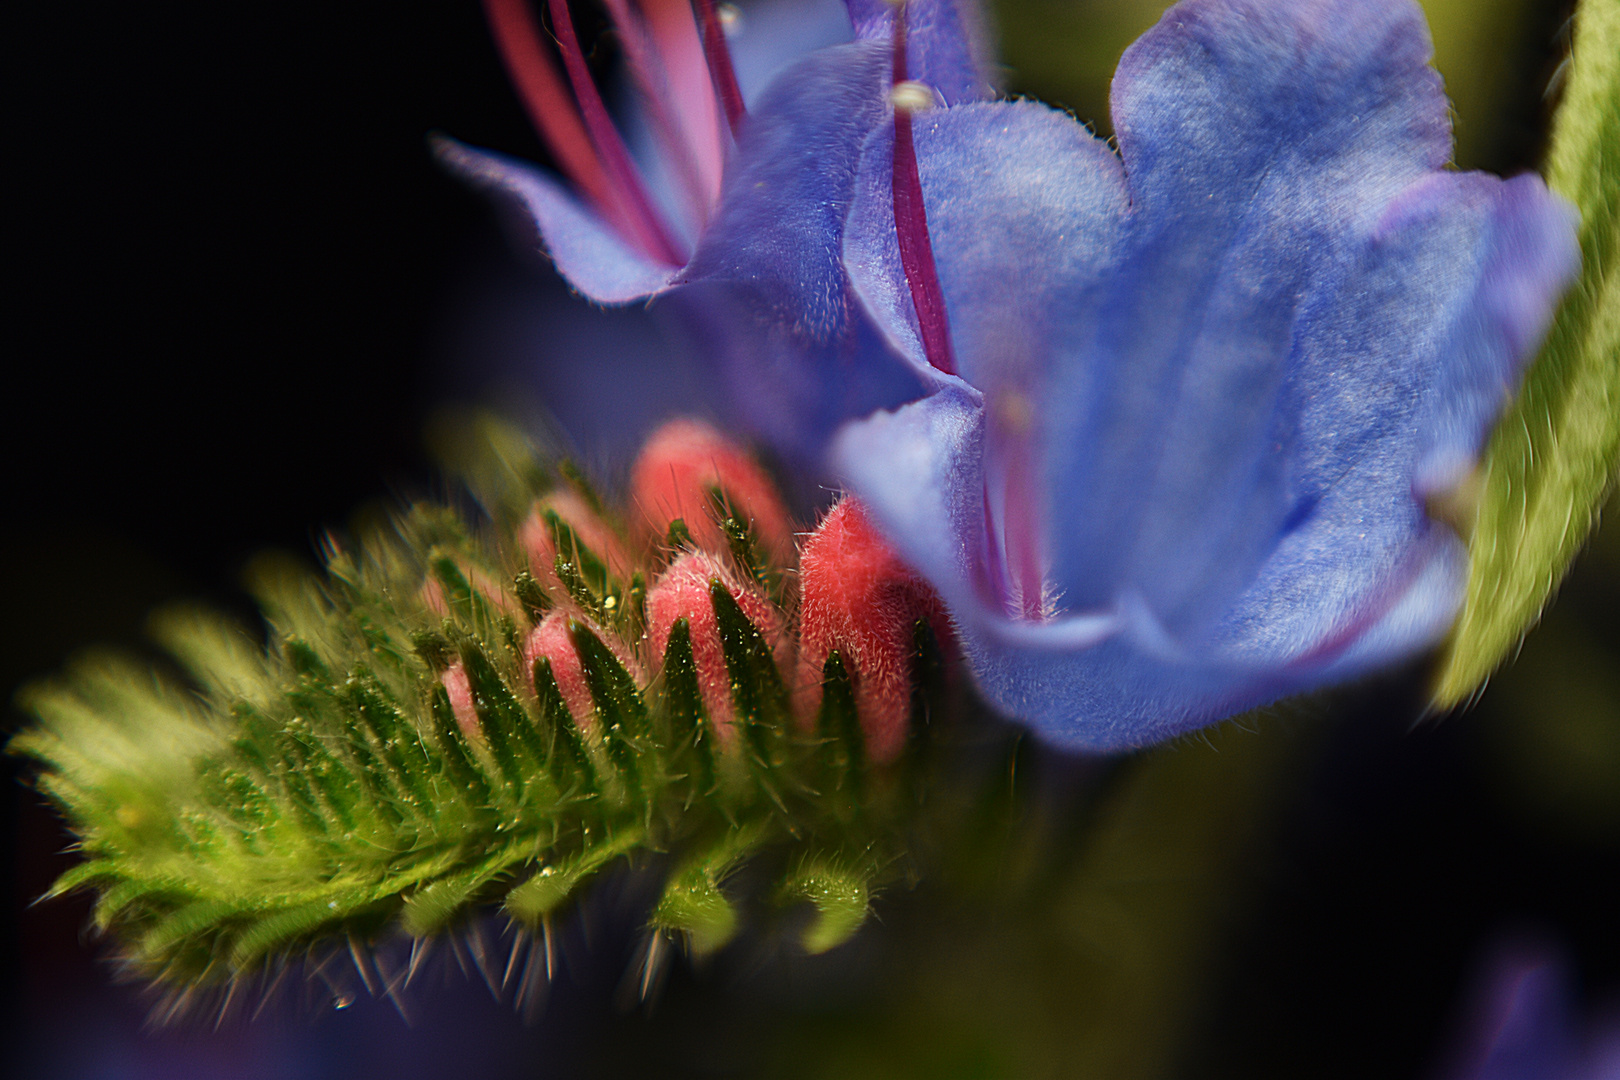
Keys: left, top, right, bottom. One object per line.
{"left": 1437, "top": 0, "right": 1620, "bottom": 704}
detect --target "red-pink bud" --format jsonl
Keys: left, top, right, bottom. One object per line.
{"left": 629, "top": 418, "right": 793, "bottom": 566}
{"left": 797, "top": 498, "right": 950, "bottom": 765}
{"left": 522, "top": 609, "right": 642, "bottom": 731}
{"left": 519, "top": 489, "right": 630, "bottom": 588}
{"left": 645, "top": 550, "right": 788, "bottom": 744}
{"left": 422, "top": 565, "right": 521, "bottom": 620}
{"left": 441, "top": 662, "right": 480, "bottom": 740}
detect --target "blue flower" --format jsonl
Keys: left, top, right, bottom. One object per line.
{"left": 440, "top": 0, "right": 994, "bottom": 458}
{"left": 834, "top": 0, "right": 1581, "bottom": 749}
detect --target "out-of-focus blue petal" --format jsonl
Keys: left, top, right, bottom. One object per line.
{"left": 1450, "top": 953, "right": 1580, "bottom": 1080}
{"left": 684, "top": 41, "right": 890, "bottom": 338}
{"left": 730, "top": 0, "right": 854, "bottom": 103}
{"left": 845, "top": 0, "right": 996, "bottom": 104}
{"left": 844, "top": 100, "right": 1129, "bottom": 390}
{"left": 834, "top": 0, "right": 1580, "bottom": 749}
{"left": 1435, "top": 946, "right": 1620, "bottom": 1080}
{"left": 658, "top": 280, "right": 926, "bottom": 465}
{"left": 672, "top": 39, "right": 929, "bottom": 459}
{"left": 435, "top": 139, "right": 676, "bottom": 305}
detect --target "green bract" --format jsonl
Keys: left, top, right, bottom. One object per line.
{"left": 1437, "top": 0, "right": 1620, "bottom": 705}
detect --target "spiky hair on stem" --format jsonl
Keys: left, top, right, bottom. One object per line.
{"left": 8, "top": 416, "right": 960, "bottom": 1014}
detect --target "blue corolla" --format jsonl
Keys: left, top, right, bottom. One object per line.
{"left": 835, "top": 0, "right": 1578, "bottom": 749}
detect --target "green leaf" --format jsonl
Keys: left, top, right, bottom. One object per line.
{"left": 1436, "top": 0, "right": 1620, "bottom": 705}
{"left": 401, "top": 849, "right": 521, "bottom": 937}
{"left": 816, "top": 651, "right": 865, "bottom": 820}
{"left": 568, "top": 619, "right": 652, "bottom": 784}
{"left": 652, "top": 870, "right": 739, "bottom": 956}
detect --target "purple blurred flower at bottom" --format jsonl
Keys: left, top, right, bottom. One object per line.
{"left": 836, "top": 0, "right": 1580, "bottom": 749}
{"left": 1437, "top": 946, "right": 1620, "bottom": 1080}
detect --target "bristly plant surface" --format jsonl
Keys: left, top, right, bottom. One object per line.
{"left": 9, "top": 418, "right": 970, "bottom": 1010}
{"left": 1436, "top": 0, "right": 1620, "bottom": 704}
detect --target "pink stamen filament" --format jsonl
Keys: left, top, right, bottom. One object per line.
{"left": 978, "top": 446, "right": 1046, "bottom": 621}
{"left": 546, "top": 0, "right": 687, "bottom": 266}
{"left": 603, "top": 0, "right": 717, "bottom": 228}
{"left": 482, "top": 0, "right": 612, "bottom": 211}
{"left": 890, "top": 4, "right": 957, "bottom": 377}
{"left": 978, "top": 478, "right": 1011, "bottom": 613}
{"left": 1001, "top": 438, "right": 1046, "bottom": 621}
{"left": 691, "top": 0, "right": 746, "bottom": 134}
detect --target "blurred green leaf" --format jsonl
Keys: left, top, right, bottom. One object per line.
{"left": 1436, "top": 0, "right": 1620, "bottom": 706}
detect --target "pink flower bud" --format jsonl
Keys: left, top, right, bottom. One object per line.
{"left": 522, "top": 609, "right": 642, "bottom": 731}
{"left": 645, "top": 550, "right": 788, "bottom": 744}
{"left": 797, "top": 497, "right": 950, "bottom": 765}
{"left": 441, "top": 661, "right": 480, "bottom": 740}
{"left": 629, "top": 418, "right": 793, "bottom": 566}
{"left": 422, "top": 564, "right": 521, "bottom": 620}
{"left": 519, "top": 489, "right": 630, "bottom": 588}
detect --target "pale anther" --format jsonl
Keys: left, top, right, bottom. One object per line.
{"left": 890, "top": 80, "right": 935, "bottom": 113}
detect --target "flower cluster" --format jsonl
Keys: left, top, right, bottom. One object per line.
{"left": 454, "top": 0, "right": 1579, "bottom": 749}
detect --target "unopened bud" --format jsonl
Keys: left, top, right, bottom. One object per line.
{"left": 630, "top": 419, "right": 793, "bottom": 567}
{"left": 520, "top": 489, "right": 629, "bottom": 589}
{"left": 646, "top": 551, "right": 787, "bottom": 742}
{"left": 797, "top": 497, "right": 949, "bottom": 764}
{"left": 523, "top": 610, "right": 641, "bottom": 730}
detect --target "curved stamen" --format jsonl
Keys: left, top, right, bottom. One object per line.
{"left": 890, "top": 3, "right": 957, "bottom": 376}
{"left": 482, "top": 0, "right": 612, "bottom": 211}
{"left": 546, "top": 0, "right": 687, "bottom": 266}
{"left": 995, "top": 397, "right": 1047, "bottom": 621}
{"left": 604, "top": 0, "right": 720, "bottom": 228}
{"left": 979, "top": 405, "right": 1048, "bottom": 622}
{"left": 977, "top": 477, "right": 1012, "bottom": 613}
{"left": 691, "top": 0, "right": 746, "bottom": 134}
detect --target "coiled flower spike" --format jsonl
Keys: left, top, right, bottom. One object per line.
{"left": 9, "top": 418, "right": 957, "bottom": 1006}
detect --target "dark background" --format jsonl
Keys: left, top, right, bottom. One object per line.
{"left": 5, "top": 1, "right": 1614, "bottom": 1078}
